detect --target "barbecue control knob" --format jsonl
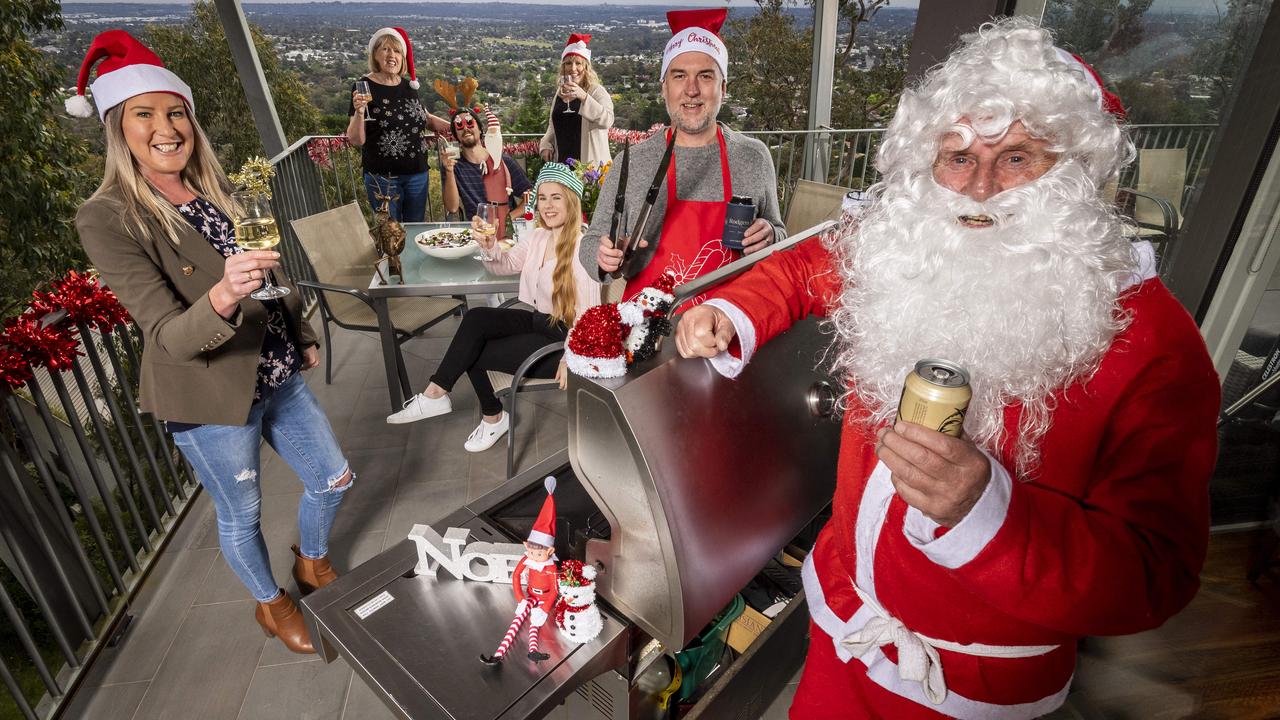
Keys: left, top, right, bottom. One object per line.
{"left": 806, "top": 381, "right": 836, "bottom": 418}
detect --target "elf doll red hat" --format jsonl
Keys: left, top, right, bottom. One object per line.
{"left": 661, "top": 8, "right": 729, "bottom": 80}
{"left": 564, "top": 304, "right": 628, "bottom": 379}
{"left": 368, "top": 27, "right": 420, "bottom": 90}
{"left": 562, "top": 33, "right": 592, "bottom": 62}
{"left": 527, "top": 477, "right": 558, "bottom": 547}
{"left": 66, "top": 30, "right": 194, "bottom": 121}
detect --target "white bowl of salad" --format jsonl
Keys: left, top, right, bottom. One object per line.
{"left": 414, "top": 228, "right": 478, "bottom": 259}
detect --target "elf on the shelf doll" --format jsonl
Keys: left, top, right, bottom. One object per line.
{"left": 481, "top": 477, "right": 560, "bottom": 664}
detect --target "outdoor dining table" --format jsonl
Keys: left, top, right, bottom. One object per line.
{"left": 370, "top": 221, "right": 521, "bottom": 413}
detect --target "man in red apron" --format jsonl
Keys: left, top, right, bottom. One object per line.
{"left": 583, "top": 8, "right": 785, "bottom": 303}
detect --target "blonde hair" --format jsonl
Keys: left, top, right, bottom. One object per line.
{"left": 534, "top": 184, "right": 584, "bottom": 327}
{"left": 368, "top": 35, "right": 404, "bottom": 77}
{"left": 559, "top": 56, "right": 599, "bottom": 93}
{"left": 91, "top": 99, "right": 237, "bottom": 245}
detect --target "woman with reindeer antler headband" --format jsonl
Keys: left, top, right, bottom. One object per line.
{"left": 435, "top": 78, "right": 532, "bottom": 241}
{"left": 345, "top": 27, "right": 451, "bottom": 222}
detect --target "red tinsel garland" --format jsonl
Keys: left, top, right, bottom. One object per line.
{"left": 0, "top": 345, "right": 31, "bottom": 389}
{"left": 1, "top": 314, "right": 81, "bottom": 381}
{"left": 29, "top": 270, "right": 131, "bottom": 331}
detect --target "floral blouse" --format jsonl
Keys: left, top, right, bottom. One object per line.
{"left": 175, "top": 197, "right": 301, "bottom": 402}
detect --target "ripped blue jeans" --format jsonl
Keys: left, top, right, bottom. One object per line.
{"left": 173, "top": 374, "right": 352, "bottom": 602}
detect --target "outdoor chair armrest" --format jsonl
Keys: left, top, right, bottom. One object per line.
{"left": 511, "top": 341, "right": 565, "bottom": 386}
{"left": 295, "top": 279, "right": 375, "bottom": 307}
{"left": 1116, "top": 187, "right": 1179, "bottom": 234}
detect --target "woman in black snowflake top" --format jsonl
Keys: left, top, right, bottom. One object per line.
{"left": 346, "top": 27, "right": 450, "bottom": 222}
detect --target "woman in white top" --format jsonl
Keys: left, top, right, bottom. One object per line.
{"left": 539, "top": 34, "right": 614, "bottom": 166}
{"left": 386, "top": 163, "right": 601, "bottom": 452}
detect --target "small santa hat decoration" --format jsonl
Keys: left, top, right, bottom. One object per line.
{"left": 564, "top": 304, "right": 628, "bottom": 379}
{"left": 661, "top": 8, "right": 729, "bottom": 81}
{"left": 562, "top": 33, "right": 592, "bottom": 63}
{"left": 618, "top": 272, "right": 677, "bottom": 327}
{"left": 558, "top": 559, "right": 598, "bottom": 587}
{"left": 66, "top": 30, "right": 194, "bottom": 121}
{"left": 527, "top": 476, "right": 558, "bottom": 547}
{"left": 369, "top": 27, "right": 420, "bottom": 90}
{"left": 1055, "top": 48, "right": 1126, "bottom": 120}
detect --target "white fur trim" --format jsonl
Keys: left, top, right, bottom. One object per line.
{"left": 581, "top": 564, "right": 597, "bottom": 580}
{"left": 65, "top": 94, "right": 94, "bottom": 118}
{"left": 564, "top": 347, "right": 627, "bottom": 378}
{"left": 803, "top": 553, "right": 1070, "bottom": 719}
{"left": 562, "top": 42, "right": 591, "bottom": 62}
{"left": 703, "top": 299, "right": 755, "bottom": 379}
{"left": 544, "top": 476, "right": 556, "bottom": 494}
{"left": 1054, "top": 48, "right": 1104, "bottom": 110}
{"left": 661, "top": 27, "right": 728, "bottom": 80}
{"left": 902, "top": 449, "right": 1012, "bottom": 569}
{"left": 1127, "top": 240, "right": 1158, "bottom": 288}
{"left": 409, "top": 79, "right": 420, "bottom": 90}
{"left": 368, "top": 28, "right": 404, "bottom": 54}
{"left": 527, "top": 529, "right": 555, "bottom": 547}
{"left": 89, "top": 64, "right": 193, "bottom": 121}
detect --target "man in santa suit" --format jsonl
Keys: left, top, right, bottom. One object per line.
{"left": 675, "top": 18, "right": 1219, "bottom": 719}
{"left": 584, "top": 8, "right": 784, "bottom": 303}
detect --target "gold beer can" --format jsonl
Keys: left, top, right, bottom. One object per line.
{"left": 896, "top": 359, "right": 971, "bottom": 437}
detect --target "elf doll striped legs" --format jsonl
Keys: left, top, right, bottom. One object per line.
{"left": 481, "top": 602, "right": 531, "bottom": 665}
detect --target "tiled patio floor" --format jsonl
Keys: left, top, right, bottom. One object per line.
{"left": 58, "top": 312, "right": 798, "bottom": 720}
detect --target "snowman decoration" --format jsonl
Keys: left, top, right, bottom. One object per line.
{"left": 553, "top": 559, "right": 603, "bottom": 645}
{"left": 617, "top": 272, "right": 676, "bottom": 365}
{"left": 564, "top": 272, "right": 677, "bottom": 379}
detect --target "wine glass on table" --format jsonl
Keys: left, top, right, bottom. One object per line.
{"left": 355, "top": 80, "right": 374, "bottom": 122}
{"left": 560, "top": 74, "right": 577, "bottom": 114}
{"left": 231, "top": 191, "right": 290, "bottom": 300}
{"left": 473, "top": 202, "right": 501, "bottom": 260}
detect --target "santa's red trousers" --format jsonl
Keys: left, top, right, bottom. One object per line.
{"left": 789, "top": 620, "right": 950, "bottom": 719}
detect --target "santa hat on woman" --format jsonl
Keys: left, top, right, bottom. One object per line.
{"left": 661, "top": 8, "right": 729, "bottom": 80}
{"left": 368, "top": 27, "right": 420, "bottom": 90}
{"left": 527, "top": 477, "right": 558, "bottom": 547}
{"left": 562, "top": 34, "right": 592, "bottom": 62}
{"left": 65, "top": 30, "right": 194, "bottom": 121}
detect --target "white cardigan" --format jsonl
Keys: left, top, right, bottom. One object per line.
{"left": 539, "top": 83, "right": 615, "bottom": 166}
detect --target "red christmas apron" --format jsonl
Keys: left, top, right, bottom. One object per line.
{"left": 624, "top": 127, "right": 736, "bottom": 306}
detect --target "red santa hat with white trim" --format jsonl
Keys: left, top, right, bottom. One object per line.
{"left": 368, "top": 27, "right": 420, "bottom": 90}
{"left": 65, "top": 30, "right": 194, "bottom": 122}
{"left": 661, "top": 8, "right": 729, "bottom": 80}
{"left": 1054, "top": 48, "right": 1126, "bottom": 120}
{"left": 564, "top": 304, "right": 628, "bottom": 379}
{"left": 526, "top": 477, "right": 558, "bottom": 547}
{"left": 562, "top": 33, "right": 592, "bottom": 63}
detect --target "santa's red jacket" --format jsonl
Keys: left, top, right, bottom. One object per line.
{"left": 704, "top": 239, "right": 1219, "bottom": 719}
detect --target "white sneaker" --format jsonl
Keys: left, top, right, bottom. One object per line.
{"left": 464, "top": 413, "right": 509, "bottom": 452}
{"left": 386, "top": 392, "right": 452, "bottom": 424}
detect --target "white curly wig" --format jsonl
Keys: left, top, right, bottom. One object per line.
{"left": 876, "top": 17, "right": 1133, "bottom": 189}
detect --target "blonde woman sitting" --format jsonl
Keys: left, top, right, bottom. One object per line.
{"left": 387, "top": 163, "right": 601, "bottom": 451}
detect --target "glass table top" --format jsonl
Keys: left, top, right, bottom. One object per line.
{"left": 369, "top": 222, "right": 521, "bottom": 295}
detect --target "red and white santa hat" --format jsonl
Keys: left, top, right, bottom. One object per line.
{"left": 368, "top": 27, "right": 420, "bottom": 90}
{"left": 66, "top": 30, "right": 194, "bottom": 121}
{"left": 1055, "top": 48, "right": 1126, "bottom": 120}
{"left": 527, "top": 477, "right": 558, "bottom": 547}
{"left": 661, "top": 8, "right": 729, "bottom": 80}
{"left": 564, "top": 304, "right": 628, "bottom": 379}
{"left": 562, "top": 33, "right": 592, "bottom": 63}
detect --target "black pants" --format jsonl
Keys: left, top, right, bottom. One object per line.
{"left": 430, "top": 307, "right": 567, "bottom": 416}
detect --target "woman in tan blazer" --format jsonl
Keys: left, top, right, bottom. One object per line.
{"left": 539, "top": 34, "right": 615, "bottom": 166}
{"left": 69, "top": 30, "right": 350, "bottom": 655}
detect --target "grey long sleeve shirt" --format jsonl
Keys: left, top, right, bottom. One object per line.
{"left": 577, "top": 123, "right": 785, "bottom": 276}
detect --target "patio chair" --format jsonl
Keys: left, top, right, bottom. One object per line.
{"left": 491, "top": 281, "right": 627, "bottom": 478}
{"left": 290, "top": 203, "right": 464, "bottom": 385}
{"left": 1116, "top": 148, "right": 1189, "bottom": 272}
{"left": 785, "top": 179, "right": 851, "bottom": 236}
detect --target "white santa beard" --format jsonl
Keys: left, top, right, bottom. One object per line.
{"left": 827, "top": 162, "right": 1138, "bottom": 471}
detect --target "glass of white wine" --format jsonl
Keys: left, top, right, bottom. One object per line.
{"left": 231, "top": 191, "right": 290, "bottom": 300}
{"left": 355, "top": 80, "right": 374, "bottom": 122}
{"left": 560, "top": 74, "right": 576, "bottom": 114}
{"left": 474, "top": 202, "right": 500, "bottom": 260}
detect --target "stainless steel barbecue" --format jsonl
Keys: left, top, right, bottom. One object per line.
{"left": 302, "top": 223, "right": 842, "bottom": 719}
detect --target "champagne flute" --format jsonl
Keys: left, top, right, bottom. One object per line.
{"left": 474, "top": 202, "right": 500, "bottom": 260}
{"left": 231, "top": 191, "right": 290, "bottom": 300}
{"left": 355, "top": 80, "right": 374, "bottom": 122}
{"left": 560, "top": 74, "right": 576, "bottom": 114}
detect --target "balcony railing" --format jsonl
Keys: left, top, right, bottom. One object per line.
{"left": 266, "top": 124, "right": 1218, "bottom": 297}
{"left": 0, "top": 315, "right": 197, "bottom": 720}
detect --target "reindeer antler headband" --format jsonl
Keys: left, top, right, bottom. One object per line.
{"left": 433, "top": 77, "right": 481, "bottom": 117}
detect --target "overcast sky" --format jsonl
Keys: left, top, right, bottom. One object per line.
{"left": 64, "top": 0, "right": 1226, "bottom": 10}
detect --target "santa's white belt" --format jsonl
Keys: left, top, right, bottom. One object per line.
{"left": 802, "top": 553, "right": 1064, "bottom": 711}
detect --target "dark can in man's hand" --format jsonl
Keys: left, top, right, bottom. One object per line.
{"left": 721, "top": 195, "right": 755, "bottom": 251}
{"left": 896, "top": 359, "right": 972, "bottom": 437}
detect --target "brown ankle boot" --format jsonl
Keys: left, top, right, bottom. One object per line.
{"left": 291, "top": 545, "right": 338, "bottom": 595}
{"left": 254, "top": 590, "right": 315, "bottom": 654}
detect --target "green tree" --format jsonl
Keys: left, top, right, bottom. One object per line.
{"left": 146, "top": 0, "right": 321, "bottom": 169}
{"left": 0, "top": 0, "right": 93, "bottom": 317}
{"left": 1046, "top": 0, "right": 1155, "bottom": 60}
